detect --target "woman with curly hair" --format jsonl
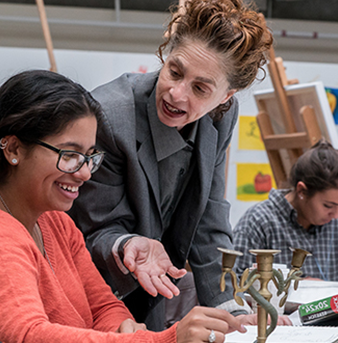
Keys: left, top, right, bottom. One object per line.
{"left": 69, "top": 0, "right": 274, "bottom": 332}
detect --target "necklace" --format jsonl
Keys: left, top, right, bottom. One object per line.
{"left": 0, "top": 192, "right": 55, "bottom": 275}
{"left": 0, "top": 192, "right": 12, "bottom": 214}
{"left": 33, "top": 223, "right": 55, "bottom": 275}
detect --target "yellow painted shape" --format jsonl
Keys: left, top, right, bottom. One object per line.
{"left": 238, "top": 116, "right": 265, "bottom": 151}
{"left": 326, "top": 90, "right": 337, "bottom": 114}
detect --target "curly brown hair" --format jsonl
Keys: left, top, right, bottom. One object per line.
{"left": 157, "top": 0, "right": 273, "bottom": 120}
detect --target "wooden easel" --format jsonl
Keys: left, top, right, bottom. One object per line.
{"left": 35, "top": 0, "right": 57, "bottom": 72}
{"left": 256, "top": 46, "right": 322, "bottom": 189}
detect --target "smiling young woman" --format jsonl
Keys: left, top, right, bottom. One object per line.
{"left": 0, "top": 69, "right": 249, "bottom": 343}
{"left": 0, "top": 71, "right": 104, "bottom": 232}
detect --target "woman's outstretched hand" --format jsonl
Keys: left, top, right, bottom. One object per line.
{"left": 122, "top": 236, "right": 187, "bottom": 298}
{"left": 176, "top": 306, "right": 247, "bottom": 343}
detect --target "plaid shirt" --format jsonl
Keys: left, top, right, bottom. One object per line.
{"left": 233, "top": 189, "right": 338, "bottom": 281}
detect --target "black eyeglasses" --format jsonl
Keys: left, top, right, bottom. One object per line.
{"left": 35, "top": 140, "right": 105, "bottom": 174}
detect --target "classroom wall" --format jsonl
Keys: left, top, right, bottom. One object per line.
{"left": 1, "top": 47, "right": 338, "bottom": 229}
{"left": 1, "top": 3, "right": 338, "bottom": 63}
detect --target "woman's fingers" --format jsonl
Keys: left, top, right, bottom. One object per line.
{"left": 167, "top": 265, "right": 187, "bottom": 279}
{"left": 236, "top": 313, "right": 257, "bottom": 326}
{"left": 158, "top": 274, "right": 181, "bottom": 296}
{"left": 177, "top": 307, "right": 247, "bottom": 343}
{"left": 204, "top": 329, "right": 227, "bottom": 343}
{"left": 203, "top": 307, "right": 247, "bottom": 334}
{"left": 116, "top": 319, "right": 147, "bottom": 333}
{"left": 277, "top": 315, "right": 292, "bottom": 325}
{"left": 149, "top": 274, "right": 175, "bottom": 298}
{"left": 137, "top": 272, "right": 181, "bottom": 299}
{"left": 136, "top": 273, "right": 158, "bottom": 297}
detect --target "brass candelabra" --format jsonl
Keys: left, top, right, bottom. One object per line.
{"left": 218, "top": 247, "right": 312, "bottom": 343}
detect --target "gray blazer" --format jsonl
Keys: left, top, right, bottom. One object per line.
{"left": 69, "top": 71, "right": 239, "bottom": 309}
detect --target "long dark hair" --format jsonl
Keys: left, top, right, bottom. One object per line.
{"left": 0, "top": 69, "right": 103, "bottom": 181}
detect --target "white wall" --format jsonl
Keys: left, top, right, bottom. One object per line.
{"left": 1, "top": 46, "right": 338, "bottom": 228}
{"left": 1, "top": 3, "right": 338, "bottom": 63}
{"left": 0, "top": 47, "right": 160, "bottom": 91}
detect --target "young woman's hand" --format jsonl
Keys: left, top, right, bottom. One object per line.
{"left": 116, "top": 318, "right": 147, "bottom": 333}
{"left": 303, "top": 276, "right": 323, "bottom": 281}
{"left": 236, "top": 313, "right": 292, "bottom": 326}
{"left": 176, "top": 306, "right": 247, "bottom": 343}
{"left": 122, "top": 236, "right": 187, "bottom": 298}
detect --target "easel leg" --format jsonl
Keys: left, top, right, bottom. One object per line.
{"left": 35, "top": 0, "right": 57, "bottom": 72}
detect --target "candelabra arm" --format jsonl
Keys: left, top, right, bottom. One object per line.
{"left": 271, "top": 269, "right": 285, "bottom": 296}
{"left": 287, "top": 269, "right": 303, "bottom": 291}
{"left": 240, "top": 268, "right": 261, "bottom": 292}
{"left": 220, "top": 268, "right": 261, "bottom": 306}
{"left": 239, "top": 268, "right": 250, "bottom": 289}
{"left": 232, "top": 278, "right": 246, "bottom": 306}
{"left": 239, "top": 268, "right": 260, "bottom": 291}
{"left": 279, "top": 269, "right": 303, "bottom": 307}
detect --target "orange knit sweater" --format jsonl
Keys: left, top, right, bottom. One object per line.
{"left": 0, "top": 210, "right": 177, "bottom": 343}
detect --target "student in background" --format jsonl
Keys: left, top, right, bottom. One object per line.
{"left": 233, "top": 139, "right": 338, "bottom": 282}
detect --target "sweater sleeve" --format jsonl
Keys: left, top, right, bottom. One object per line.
{"left": 0, "top": 212, "right": 177, "bottom": 343}
{"left": 55, "top": 211, "right": 134, "bottom": 332}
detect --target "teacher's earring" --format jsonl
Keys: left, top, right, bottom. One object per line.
{"left": 12, "top": 158, "right": 18, "bottom": 164}
{"left": 0, "top": 138, "right": 8, "bottom": 150}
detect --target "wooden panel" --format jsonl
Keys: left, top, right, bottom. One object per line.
{"left": 263, "top": 132, "right": 309, "bottom": 150}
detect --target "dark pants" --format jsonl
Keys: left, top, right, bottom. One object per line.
{"left": 164, "top": 272, "right": 199, "bottom": 328}
{"left": 123, "top": 272, "right": 198, "bottom": 331}
{"left": 122, "top": 285, "right": 165, "bottom": 331}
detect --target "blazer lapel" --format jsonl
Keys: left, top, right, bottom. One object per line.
{"left": 135, "top": 104, "right": 162, "bottom": 226}
{"left": 137, "top": 138, "right": 161, "bottom": 208}
{"left": 195, "top": 115, "right": 218, "bottom": 208}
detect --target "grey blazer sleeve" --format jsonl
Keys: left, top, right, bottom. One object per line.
{"left": 69, "top": 76, "right": 140, "bottom": 297}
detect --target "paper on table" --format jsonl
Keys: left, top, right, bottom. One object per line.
{"left": 288, "top": 309, "right": 302, "bottom": 326}
{"left": 288, "top": 280, "right": 338, "bottom": 304}
{"left": 226, "top": 326, "right": 338, "bottom": 343}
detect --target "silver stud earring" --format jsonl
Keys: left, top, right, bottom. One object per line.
{"left": 12, "top": 158, "right": 18, "bottom": 164}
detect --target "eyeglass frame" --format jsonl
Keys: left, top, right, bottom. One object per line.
{"left": 35, "top": 139, "right": 105, "bottom": 174}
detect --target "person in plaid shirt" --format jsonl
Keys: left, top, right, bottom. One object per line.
{"left": 233, "top": 139, "right": 338, "bottom": 281}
